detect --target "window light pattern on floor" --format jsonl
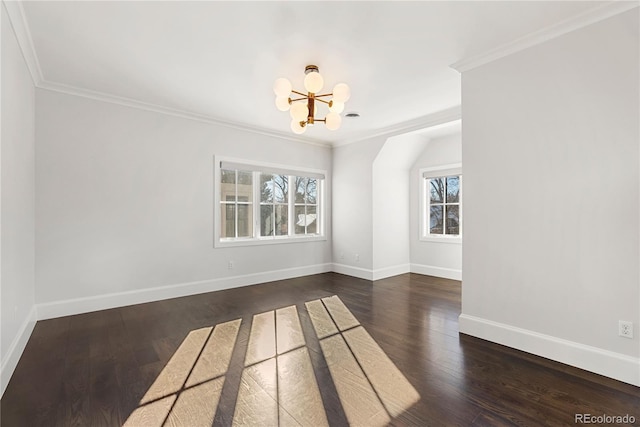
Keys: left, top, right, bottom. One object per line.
{"left": 123, "top": 296, "right": 419, "bottom": 426}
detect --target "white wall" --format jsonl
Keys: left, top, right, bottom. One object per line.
{"left": 332, "top": 136, "right": 386, "bottom": 278}
{"left": 460, "top": 10, "right": 639, "bottom": 385}
{"left": 410, "top": 133, "right": 462, "bottom": 279}
{"left": 35, "top": 89, "right": 332, "bottom": 316}
{"left": 1, "top": 4, "right": 37, "bottom": 395}
{"left": 373, "top": 133, "right": 428, "bottom": 278}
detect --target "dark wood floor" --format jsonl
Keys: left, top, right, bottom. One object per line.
{"left": 1, "top": 272, "right": 638, "bottom": 426}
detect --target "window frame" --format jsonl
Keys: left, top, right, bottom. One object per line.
{"left": 214, "top": 156, "right": 326, "bottom": 248}
{"left": 419, "top": 164, "right": 462, "bottom": 244}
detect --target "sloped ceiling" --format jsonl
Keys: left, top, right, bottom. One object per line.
{"left": 11, "top": 1, "right": 627, "bottom": 145}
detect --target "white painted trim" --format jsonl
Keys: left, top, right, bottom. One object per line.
{"left": 330, "top": 263, "right": 373, "bottom": 281}
{"left": 38, "top": 81, "right": 331, "bottom": 148}
{"left": 1, "top": 306, "right": 37, "bottom": 398}
{"left": 36, "top": 263, "right": 332, "bottom": 320}
{"left": 333, "top": 106, "right": 461, "bottom": 147}
{"left": 459, "top": 314, "right": 640, "bottom": 387}
{"left": 372, "top": 264, "right": 410, "bottom": 281}
{"left": 451, "top": 1, "right": 640, "bottom": 73}
{"left": 410, "top": 264, "right": 462, "bottom": 281}
{"left": 2, "top": 0, "right": 43, "bottom": 85}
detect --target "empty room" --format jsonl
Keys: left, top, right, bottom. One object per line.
{"left": 1, "top": 1, "right": 639, "bottom": 426}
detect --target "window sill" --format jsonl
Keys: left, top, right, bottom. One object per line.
{"left": 215, "top": 234, "right": 327, "bottom": 248}
{"left": 419, "top": 236, "right": 462, "bottom": 244}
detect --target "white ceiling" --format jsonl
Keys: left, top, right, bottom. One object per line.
{"left": 18, "top": 1, "right": 609, "bottom": 145}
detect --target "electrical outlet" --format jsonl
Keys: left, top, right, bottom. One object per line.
{"left": 228, "top": 261, "right": 234, "bottom": 270}
{"left": 340, "top": 252, "right": 344, "bottom": 260}
{"left": 619, "top": 320, "right": 633, "bottom": 339}
{"left": 355, "top": 254, "right": 360, "bottom": 262}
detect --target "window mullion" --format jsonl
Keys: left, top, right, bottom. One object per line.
{"left": 253, "top": 171, "right": 259, "bottom": 238}
{"left": 288, "top": 175, "right": 294, "bottom": 236}
{"left": 271, "top": 180, "right": 276, "bottom": 237}
{"left": 443, "top": 178, "right": 448, "bottom": 235}
{"left": 234, "top": 170, "right": 239, "bottom": 238}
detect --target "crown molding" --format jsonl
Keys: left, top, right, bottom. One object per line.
{"left": 451, "top": 1, "right": 640, "bottom": 73}
{"left": 38, "top": 80, "right": 332, "bottom": 148}
{"left": 332, "top": 105, "right": 461, "bottom": 147}
{"left": 4, "top": 1, "right": 331, "bottom": 148}
{"left": 2, "top": 0, "right": 43, "bottom": 85}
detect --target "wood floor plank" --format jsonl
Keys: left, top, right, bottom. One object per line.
{"left": 1, "top": 272, "right": 638, "bottom": 426}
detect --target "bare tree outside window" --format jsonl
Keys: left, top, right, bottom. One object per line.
{"left": 428, "top": 175, "right": 460, "bottom": 236}
{"left": 294, "top": 177, "right": 318, "bottom": 235}
{"left": 260, "top": 174, "right": 289, "bottom": 236}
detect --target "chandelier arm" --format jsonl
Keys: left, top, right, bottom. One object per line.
{"left": 290, "top": 97, "right": 308, "bottom": 102}
{"left": 315, "top": 93, "right": 333, "bottom": 98}
{"left": 291, "top": 90, "right": 307, "bottom": 97}
{"left": 314, "top": 98, "right": 330, "bottom": 105}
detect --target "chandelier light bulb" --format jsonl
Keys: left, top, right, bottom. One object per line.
{"left": 275, "top": 96, "right": 290, "bottom": 111}
{"left": 329, "top": 101, "right": 345, "bottom": 114}
{"left": 304, "top": 72, "right": 324, "bottom": 94}
{"left": 325, "top": 112, "right": 341, "bottom": 131}
{"left": 291, "top": 120, "right": 307, "bottom": 134}
{"left": 273, "top": 78, "right": 292, "bottom": 97}
{"left": 290, "top": 102, "right": 308, "bottom": 121}
{"left": 332, "top": 83, "right": 351, "bottom": 103}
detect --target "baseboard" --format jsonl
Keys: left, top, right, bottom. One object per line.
{"left": 1, "top": 305, "right": 37, "bottom": 398}
{"left": 36, "top": 263, "right": 333, "bottom": 320}
{"left": 459, "top": 314, "right": 640, "bottom": 387}
{"left": 372, "top": 263, "right": 410, "bottom": 280}
{"left": 410, "top": 263, "right": 462, "bottom": 280}
{"left": 330, "top": 263, "right": 373, "bottom": 280}
{"left": 331, "top": 263, "right": 412, "bottom": 281}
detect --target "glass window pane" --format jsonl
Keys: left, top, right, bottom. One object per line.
{"left": 446, "top": 176, "right": 459, "bottom": 203}
{"left": 305, "top": 179, "right": 317, "bottom": 204}
{"left": 430, "top": 178, "right": 444, "bottom": 203}
{"left": 237, "top": 203, "right": 253, "bottom": 237}
{"left": 429, "top": 205, "right": 443, "bottom": 234}
{"left": 221, "top": 169, "right": 235, "bottom": 184}
{"left": 294, "top": 177, "right": 306, "bottom": 203}
{"left": 446, "top": 205, "right": 460, "bottom": 235}
{"left": 275, "top": 205, "right": 288, "bottom": 236}
{"left": 238, "top": 171, "right": 252, "bottom": 185}
{"left": 221, "top": 170, "right": 236, "bottom": 202}
{"left": 294, "top": 206, "right": 305, "bottom": 234}
{"left": 260, "top": 174, "right": 273, "bottom": 203}
{"left": 273, "top": 175, "right": 288, "bottom": 203}
{"left": 260, "top": 205, "right": 273, "bottom": 236}
{"left": 306, "top": 206, "right": 317, "bottom": 234}
{"left": 222, "top": 204, "right": 235, "bottom": 238}
{"left": 237, "top": 171, "right": 253, "bottom": 204}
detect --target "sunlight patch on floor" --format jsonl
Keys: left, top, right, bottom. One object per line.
{"left": 123, "top": 297, "right": 419, "bottom": 426}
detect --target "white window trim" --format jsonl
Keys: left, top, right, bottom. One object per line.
{"left": 419, "top": 163, "right": 462, "bottom": 244}
{"left": 214, "top": 156, "right": 327, "bottom": 248}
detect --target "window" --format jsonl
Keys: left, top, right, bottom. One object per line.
{"left": 421, "top": 165, "right": 462, "bottom": 240}
{"left": 294, "top": 177, "right": 318, "bottom": 235}
{"left": 220, "top": 170, "right": 253, "bottom": 238}
{"left": 216, "top": 158, "right": 325, "bottom": 246}
{"left": 260, "top": 174, "right": 289, "bottom": 237}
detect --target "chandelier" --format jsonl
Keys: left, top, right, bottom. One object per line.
{"left": 273, "top": 65, "right": 350, "bottom": 134}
